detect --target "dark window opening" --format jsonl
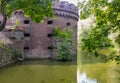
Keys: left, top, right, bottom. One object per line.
{"left": 14, "top": 11, "right": 18, "bottom": 14}
{"left": 24, "top": 33, "right": 30, "bottom": 37}
{"left": 63, "top": 15, "right": 65, "bottom": 18}
{"left": 10, "top": 37, "right": 16, "bottom": 40}
{"left": 19, "top": 11, "right": 23, "bottom": 15}
{"left": 24, "top": 20, "right": 30, "bottom": 24}
{"left": 48, "top": 47, "right": 51, "bottom": 49}
{"left": 67, "top": 22, "right": 70, "bottom": 26}
{"left": 47, "top": 34, "right": 53, "bottom": 37}
{"left": 59, "top": 14, "right": 62, "bottom": 17}
{"left": 24, "top": 47, "right": 29, "bottom": 50}
{"left": 48, "top": 45, "right": 54, "bottom": 50}
{"left": 55, "top": 13, "right": 58, "bottom": 17}
{"left": 47, "top": 20, "right": 53, "bottom": 25}
{"left": 7, "top": 29, "right": 12, "bottom": 31}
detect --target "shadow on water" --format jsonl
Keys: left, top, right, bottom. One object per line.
{"left": 0, "top": 59, "right": 76, "bottom": 70}
{"left": 20, "top": 59, "right": 76, "bottom": 66}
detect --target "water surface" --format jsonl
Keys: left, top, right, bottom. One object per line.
{"left": 0, "top": 59, "right": 76, "bottom": 83}
{"left": 77, "top": 51, "right": 120, "bottom": 83}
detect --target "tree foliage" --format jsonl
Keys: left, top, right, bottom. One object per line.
{"left": 53, "top": 27, "right": 73, "bottom": 61}
{"left": 0, "top": 41, "right": 10, "bottom": 56}
{"left": 0, "top": 41, "right": 21, "bottom": 61}
{"left": 79, "top": 0, "right": 120, "bottom": 62}
{"left": 0, "top": 0, "right": 53, "bottom": 31}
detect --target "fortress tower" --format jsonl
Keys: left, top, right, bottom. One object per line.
{"left": 0, "top": 1, "right": 79, "bottom": 59}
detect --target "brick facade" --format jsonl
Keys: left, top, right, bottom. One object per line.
{"left": 0, "top": 0, "right": 79, "bottom": 59}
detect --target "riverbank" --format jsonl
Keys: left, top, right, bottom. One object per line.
{"left": 0, "top": 60, "right": 15, "bottom": 68}
{"left": 0, "top": 57, "right": 77, "bottom": 68}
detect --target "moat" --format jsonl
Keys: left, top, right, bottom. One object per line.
{"left": 77, "top": 51, "right": 120, "bottom": 83}
{"left": 0, "top": 60, "right": 76, "bottom": 83}
{"left": 0, "top": 56, "right": 120, "bottom": 83}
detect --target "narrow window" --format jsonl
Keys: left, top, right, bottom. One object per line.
{"left": 19, "top": 11, "right": 23, "bottom": 15}
{"left": 10, "top": 37, "right": 16, "bottom": 40}
{"left": 48, "top": 47, "right": 51, "bottom": 49}
{"left": 47, "top": 20, "right": 53, "bottom": 25}
{"left": 47, "top": 34, "right": 53, "bottom": 37}
{"left": 24, "top": 33, "right": 30, "bottom": 37}
{"left": 24, "top": 20, "right": 30, "bottom": 24}
{"left": 48, "top": 45, "right": 54, "bottom": 50}
{"left": 14, "top": 11, "right": 18, "bottom": 15}
{"left": 55, "top": 13, "right": 58, "bottom": 17}
{"left": 67, "top": 22, "right": 70, "bottom": 26}
{"left": 24, "top": 47, "right": 29, "bottom": 50}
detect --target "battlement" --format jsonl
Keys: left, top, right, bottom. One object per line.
{"left": 12, "top": 10, "right": 24, "bottom": 16}
{"left": 52, "top": 1, "right": 78, "bottom": 15}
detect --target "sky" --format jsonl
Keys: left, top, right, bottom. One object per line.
{"left": 60, "top": 0, "right": 79, "bottom": 6}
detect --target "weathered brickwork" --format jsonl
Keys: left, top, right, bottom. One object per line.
{"left": 0, "top": 0, "right": 79, "bottom": 59}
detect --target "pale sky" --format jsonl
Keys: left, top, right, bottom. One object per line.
{"left": 60, "top": 0, "right": 79, "bottom": 6}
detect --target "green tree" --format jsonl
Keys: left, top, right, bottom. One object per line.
{"left": 79, "top": 0, "right": 120, "bottom": 62}
{"left": 53, "top": 27, "right": 73, "bottom": 61}
{"left": 57, "top": 40, "right": 72, "bottom": 61}
{"left": 0, "top": 0, "right": 53, "bottom": 31}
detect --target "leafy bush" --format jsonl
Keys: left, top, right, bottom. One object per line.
{"left": 0, "top": 41, "right": 11, "bottom": 56}
{"left": 11, "top": 49, "right": 21, "bottom": 60}
{"left": 53, "top": 27, "right": 73, "bottom": 61}
{"left": 57, "top": 41, "right": 72, "bottom": 61}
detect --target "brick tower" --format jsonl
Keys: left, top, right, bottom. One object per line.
{"left": 0, "top": 1, "right": 79, "bottom": 59}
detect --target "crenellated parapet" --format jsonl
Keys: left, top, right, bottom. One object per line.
{"left": 12, "top": 10, "right": 24, "bottom": 17}
{"left": 52, "top": 1, "right": 79, "bottom": 21}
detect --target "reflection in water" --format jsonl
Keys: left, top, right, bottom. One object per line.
{"left": 77, "top": 70, "right": 97, "bottom": 83}
{"left": 77, "top": 50, "right": 120, "bottom": 83}
{"left": 0, "top": 60, "right": 76, "bottom": 83}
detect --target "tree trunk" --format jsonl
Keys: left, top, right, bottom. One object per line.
{"left": 0, "top": 0, "right": 8, "bottom": 31}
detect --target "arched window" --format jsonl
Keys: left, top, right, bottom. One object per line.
{"left": 66, "top": 15, "right": 68, "bottom": 18}
{"left": 14, "top": 11, "right": 18, "bottom": 15}
{"left": 55, "top": 13, "right": 58, "bottom": 17}
{"left": 19, "top": 11, "right": 24, "bottom": 15}
{"left": 68, "top": 15, "right": 71, "bottom": 18}
{"left": 59, "top": 14, "right": 62, "bottom": 17}
{"left": 63, "top": 14, "right": 65, "bottom": 18}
